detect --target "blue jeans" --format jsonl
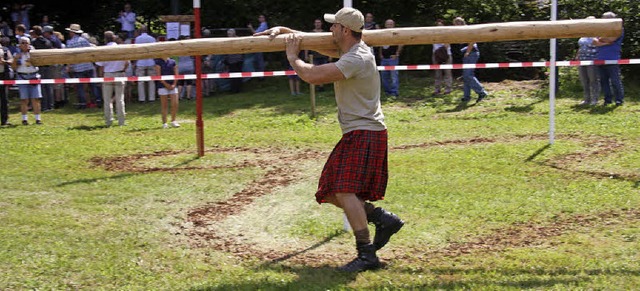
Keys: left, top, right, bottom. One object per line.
{"left": 462, "top": 51, "right": 486, "bottom": 99}
{"left": 598, "top": 64, "right": 624, "bottom": 104}
{"left": 73, "top": 69, "right": 102, "bottom": 105}
{"left": 381, "top": 58, "right": 399, "bottom": 96}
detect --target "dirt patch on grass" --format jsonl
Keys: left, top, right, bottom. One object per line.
{"left": 91, "top": 134, "right": 639, "bottom": 266}
{"left": 391, "top": 208, "right": 640, "bottom": 264}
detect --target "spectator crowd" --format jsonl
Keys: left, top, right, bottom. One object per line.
{"left": 0, "top": 3, "right": 627, "bottom": 128}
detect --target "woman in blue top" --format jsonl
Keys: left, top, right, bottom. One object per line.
{"left": 154, "top": 57, "right": 180, "bottom": 128}
{"left": 593, "top": 11, "right": 624, "bottom": 106}
{"left": 454, "top": 17, "right": 488, "bottom": 103}
{"left": 575, "top": 16, "right": 600, "bottom": 106}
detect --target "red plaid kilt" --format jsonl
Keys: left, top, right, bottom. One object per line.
{"left": 316, "top": 129, "right": 388, "bottom": 204}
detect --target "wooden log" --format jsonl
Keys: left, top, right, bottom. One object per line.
{"left": 30, "top": 19, "right": 622, "bottom": 66}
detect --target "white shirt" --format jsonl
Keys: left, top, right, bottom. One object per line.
{"left": 117, "top": 11, "right": 136, "bottom": 32}
{"left": 95, "top": 42, "right": 128, "bottom": 72}
{"left": 15, "top": 49, "right": 39, "bottom": 74}
{"left": 433, "top": 43, "right": 452, "bottom": 55}
{"left": 134, "top": 33, "right": 156, "bottom": 66}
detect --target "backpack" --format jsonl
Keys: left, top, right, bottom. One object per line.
{"left": 434, "top": 46, "right": 449, "bottom": 64}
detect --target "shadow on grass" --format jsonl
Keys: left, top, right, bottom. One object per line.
{"left": 55, "top": 172, "right": 138, "bottom": 187}
{"left": 504, "top": 99, "right": 545, "bottom": 113}
{"left": 439, "top": 101, "right": 476, "bottom": 113}
{"left": 66, "top": 124, "right": 109, "bottom": 131}
{"left": 264, "top": 230, "right": 344, "bottom": 265}
{"left": 191, "top": 265, "right": 357, "bottom": 291}
{"left": 570, "top": 103, "right": 618, "bottom": 115}
{"left": 525, "top": 143, "right": 552, "bottom": 162}
{"left": 191, "top": 230, "right": 357, "bottom": 291}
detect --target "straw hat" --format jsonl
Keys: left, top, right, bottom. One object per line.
{"left": 65, "top": 23, "right": 83, "bottom": 34}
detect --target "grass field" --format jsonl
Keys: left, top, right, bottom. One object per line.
{"left": 1, "top": 70, "right": 638, "bottom": 290}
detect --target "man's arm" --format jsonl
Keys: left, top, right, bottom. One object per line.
{"left": 285, "top": 34, "right": 344, "bottom": 85}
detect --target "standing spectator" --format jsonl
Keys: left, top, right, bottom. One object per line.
{"left": 42, "top": 26, "right": 63, "bottom": 107}
{"left": 364, "top": 13, "right": 381, "bottom": 65}
{"left": 247, "top": 14, "right": 268, "bottom": 75}
{"left": 65, "top": 23, "right": 102, "bottom": 109}
{"left": 14, "top": 24, "right": 27, "bottom": 43}
{"left": 364, "top": 13, "right": 380, "bottom": 30}
{"left": 224, "top": 29, "right": 244, "bottom": 94}
{"left": 453, "top": 17, "right": 487, "bottom": 103}
{"left": 12, "top": 36, "right": 42, "bottom": 125}
{"left": 0, "top": 21, "right": 12, "bottom": 39}
{"left": 255, "top": 7, "right": 405, "bottom": 272}
{"left": 114, "top": 35, "right": 134, "bottom": 103}
{"left": 379, "top": 19, "right": 402, "bottom": 97}
{"left": 42, "top": 25, "right": 62, "bottom": 48}
{"left": 40, "top": 15, "right": 51, "bottom": 27}
{"left": 134, "top": 25, "right": 156, "bottom": 103}
{"left": 432, "top": 19, "right": 452, "bottom": 96}
{"left": 305, "top": 18, "right": 329, "bottom": 92}
{"left": 575, "top": 16, "right": 600, "bottom": 106}
{"left": 154, "top": 56, "right": 180, "bottom": 128}
{"left": 593, "top": 11, "right": 624, "bottom": 106}
{"left": 287, "top": 51, "right": 304, "bottom": 96}
{"left": 177, "top": 36, "right": 195, "bottom": 100}
{"left": 52, "top": 30, "right": 67, "bottom": 108}
{"left": 96, "top": 31, "right": 128, "bottom": 127}
{"left": 30, "top": 25, "right": 54, "bottom": 111}
{"left": 1, "top": 36, "right": 13, "bottom": 126}
{"left": 201, "top": 29, "right": 215, "bottom": 96}
{"left": 10, "top": 3, "right": 33, "bottom": 29}
{"left": 116, "top": 3, "right": 136, "bottom": 40}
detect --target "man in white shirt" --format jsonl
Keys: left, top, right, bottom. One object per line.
{"left": 96, "top": 31, "right": 129, "bottom": 127}
{"left": 116, "top": 3, "right": 136, "bottom": 40}
{"left": 134, "top": 25, "right": 156, "bottom": 103}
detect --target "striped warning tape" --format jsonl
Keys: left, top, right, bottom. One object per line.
{"left": 2, "top": 59, "right": 638, "bottom": 85}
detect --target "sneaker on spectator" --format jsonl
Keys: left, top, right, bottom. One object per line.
{"left": 171, "top": 121, "right": 180, "bottom": 128}
{"left": 162, "top": 123, "right": 169, "bottom": 129}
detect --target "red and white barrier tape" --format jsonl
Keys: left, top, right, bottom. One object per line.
{"left": 3, "top": 59, "right": 638, "bottom": 85}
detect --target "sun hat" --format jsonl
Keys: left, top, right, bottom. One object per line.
{"left": 65, "top": 23, "right": 83, "bottom": 34}
{"left": 324, "top": 7, "right": 365, "bottom": 32}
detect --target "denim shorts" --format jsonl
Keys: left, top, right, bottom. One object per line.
{"left": 18, "top": 84, "right": 42, "bottom": 99}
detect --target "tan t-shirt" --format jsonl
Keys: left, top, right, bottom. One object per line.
{"left": 334, "top": 41, "right": 386, "bottom": 134}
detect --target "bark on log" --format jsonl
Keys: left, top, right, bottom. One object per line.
{"left": 30, "top": 19, "right": 622, "bottom": 66}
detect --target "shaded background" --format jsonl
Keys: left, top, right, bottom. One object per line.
{"left": 2, "top": 0, "right": 638, "bottom": 80}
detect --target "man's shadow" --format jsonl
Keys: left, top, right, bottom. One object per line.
{"left": 190, "top": 230, "right": 360, "bottom": 290}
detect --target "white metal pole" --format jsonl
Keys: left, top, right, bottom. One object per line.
{"left": 549, "top": 0, "right": 557, "bottom": 145}
{"left": 342, "top": 0, "right": 353, "bottom": 232}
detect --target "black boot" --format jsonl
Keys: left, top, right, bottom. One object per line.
{"left": 338, "top": 243, "right": 380, "bottom": 272}
{"left": 367, "top": 207, "right": 404, "bottom": 250}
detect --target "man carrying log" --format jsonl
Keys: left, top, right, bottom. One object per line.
{"left": 255, "top": 7, "right": 404, "bottom": 272}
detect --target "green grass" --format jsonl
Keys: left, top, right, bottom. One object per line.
{"left": 1, "top": 71, "right": 639, "bottom": 290}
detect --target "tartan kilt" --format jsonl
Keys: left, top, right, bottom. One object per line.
{"left": 316, "top": 129, "right": 388, "bottom": 203}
